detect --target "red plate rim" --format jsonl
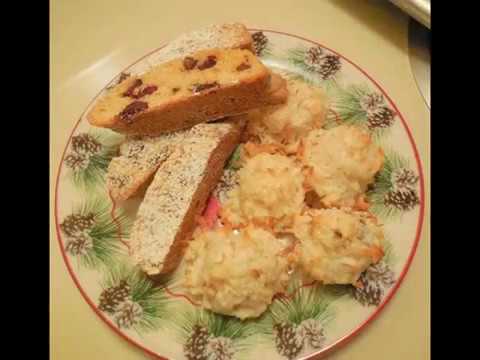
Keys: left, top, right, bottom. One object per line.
{"left": 54, "top": 28, "right": 426, "bottom": 360}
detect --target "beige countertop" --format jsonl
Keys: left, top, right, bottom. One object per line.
{"left": 50, "top": 0, "right": 430, "bottom": 358}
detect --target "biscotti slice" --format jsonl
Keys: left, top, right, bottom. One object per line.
{"left": 116, "top": 23, "right": 253, "bottom": 86}
{"left": 106, "top": 133, "right": 176, "bottom": 202}
{"left": 145, "top": 23, "right": 253, "bottom": 67}
{"left": 87, "top": 48, "right": 279, "bottom": 136}
{"left": 130, "top": 120, "right": 245, "bottom": 275}
{"left": 106, "top": 121, "right": 242, "bottom": 202}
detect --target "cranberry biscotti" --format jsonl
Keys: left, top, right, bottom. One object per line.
{"left": 87, "top": 48, "right": 286, "bottom": 136}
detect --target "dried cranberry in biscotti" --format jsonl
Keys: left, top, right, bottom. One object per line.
{"left": 197, "top": 55, "right": 217, "bottom": 70}
{"left": 236, "top": 62, "right": 251, "bottom": 71}
{"left": 191, "top": 82, "right": 219, "bottom": 93}
{"left": 137, "top": 85, "right": 158, "bottom": 98}
{"left": 119, "top": 101, "right": 148, "bottom": 124}
{"left": 183, "top": 56, "right": 198, "bottom": 70}
{"left": 123, "top": 79, "right": 143, "bottom": 97}
{"left": 123, "top": 79, "right": 158, "bottom": 99}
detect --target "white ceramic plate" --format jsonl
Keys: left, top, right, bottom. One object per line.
{"left": 54, "top": 29, "right": 425, "bottom": 360}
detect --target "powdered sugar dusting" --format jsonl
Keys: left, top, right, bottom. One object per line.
{"left": 107, "top": 123, "right": 234, "bottom": 201}
{"left": 129, "top": 122, "right": 238, "bottom": 275}
{"left": 129, "top": 23, "right": 251, "bottom": 75}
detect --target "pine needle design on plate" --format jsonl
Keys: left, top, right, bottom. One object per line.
{"left": 176, "top": 309, "right": 257, "bottom": 360}
{"left": 367, "top": 149, "right": 420, "bottom": 220}
{"left": 225, "top": 144, "right": 242, "bottom": 170}
{"left": 286, "top": 46, "right": 342, "bottom": 91}
{"left": 257, "top": 281, "right": 341, "bottom": 360}
{"left": 59, "top": 196, "right": 131, "bottom": 268}
{"left": 64, "top": 130, "right": 123, "bottom": 191}
{"left": 213, "top": 145, "right": 242, "bottom": 204}
{"left": 326, "top": 84, "right": 397, "bottom": 139}
{"left": 98, "top": 263, "right": 169, "bottom": 333}
{"left": 251, "top": 31, "right": 273, "bottom": 58}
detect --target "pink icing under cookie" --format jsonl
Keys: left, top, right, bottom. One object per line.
{"left": 199, "top": 196, "right": 221, "bottom": 230}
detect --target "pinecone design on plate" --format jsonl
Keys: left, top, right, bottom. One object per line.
{"left": 384, "top": 167, "right": 420, "bottom": 211}
{"left": 304, "top": 46, "right": 341, "bottom": 80}
{"left": 367, "top": 106, "right": 396, "bottom": 130}
{"left": 71, "top": 133, "right": 102, "bottom": 155}
{"left": 207, "top": 336, "right": 235, "bottom": 360}
{"left": 384, "top": 188, "right": 419, "bottom": 211}
{"left": 184, "top": 325, "right": 211, "bottom": 360}
{"left": 392, "top": 168, "right": 419, "bottom": 190}
{"left": 252, "top": 31, "right": 268, "bottom": 56}
{"left": 304, "top": 46, "right": 323, "bottom": 67}
{"left": 65, "top": 232, "right": 94, "bottom": 256}
{"left": 65, "top": 133, "right": 102, "bottom": 171}
{"left": 64, "top": 152, "right": 89, "bottom": 171}
{"left": 274, "top": 322, "right": 304, "bottom": 360}
{"left": 297, "top": 319, "right": 325, "bottom": 350}
{"left": 113, "top": 299, "right": 143, "bottom": 329}
{"left": 360, "top": 93, "right": 384, "bottom": 112}
{"left": 98, "top": 280, "right": 131, "bottom": 314}
{"left": 353, "top": 262, "right": 395, "bottom": 306}
{"left": 61, "top": 213, "right": 96, "bottom": 256}
{"left": 359, "top": 92, "right": 396, "bottom": 130}
{"left": 60, "top": 213, "right": 96, "bottom": 237}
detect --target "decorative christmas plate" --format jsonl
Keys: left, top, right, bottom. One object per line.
{"left": 54, "top": 29, "right": 425, "bottom": 360}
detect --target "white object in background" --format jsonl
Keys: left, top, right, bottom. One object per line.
{"left": 408, "top": 20, "right": 430, "bottom": 108}
{"left": 390, "top": 0, "right": 431, "bottom": 29}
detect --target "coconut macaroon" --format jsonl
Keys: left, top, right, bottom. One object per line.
{"left": 293, "top": 208, "right": 384, "bottom": 285}
{"left": 183, "top": 225, "right": 296, "bottom": 319}
{"left": 246, "top": 78, "right": 328, "bottom": 154}
{"left": 221, "top": 153, "right": 305, "bottom": 229}
{"left": 300, "top": 125, "right": 384, "bottom": 208}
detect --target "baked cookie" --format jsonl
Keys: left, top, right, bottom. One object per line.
{"left": 184, "top": 224, "right": 295, "bottom": 319}
{"left": 300, "top": 125, "right": 384, "bottom": 208}
{"left": 247, "top": 77, "right": 328, "bottom": 153}
{"left": 221, "top": 152, "right": 305, "bottom": 230}
{"left": 293, "top": 208, "right": 384, "bottom": 285}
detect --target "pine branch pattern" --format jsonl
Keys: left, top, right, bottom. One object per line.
{"left": 257, "top": 281, "right": 341, "bottom": 359}
{"left": 326, "top": 84, "right": 397, "bottom": 138}
{"left": 367, "top": 150, "right": 420, "bottom": 220}
{"left": 60, "top": 196, "right": 131, "bottom": 268}
{"left": 286, "top": 46, "right": 342, "bottom": 92}
{"left": 98, "top": 263, "right": 169, "bottom": 333}
{"left": 64, "top": 130, "right": 123, "bottom": 191}
{"left": 176, "top": 309, "right": 257, "bottom": 360}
